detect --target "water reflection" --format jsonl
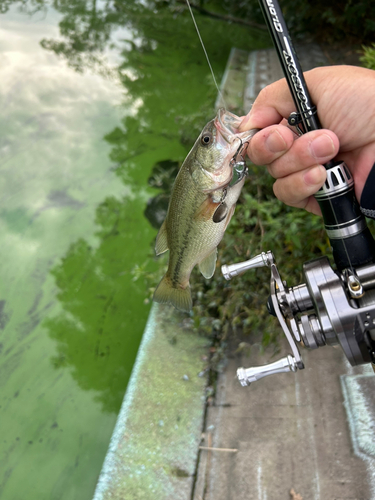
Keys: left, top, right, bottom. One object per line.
{"left": 144, "top": 160, "right": 179, "bottom": 228}
{"left": 0, "top": 0, "right": 268, "bottom": 497}
{"left": 45, "top": 194, "right": 156, "bottom": 414}
{"left": 0, "top": 4, "right": 153, "bottom": 499}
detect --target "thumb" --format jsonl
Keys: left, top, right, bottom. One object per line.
{"left": 238, "top": 78, "right": 299, "bottom": 131}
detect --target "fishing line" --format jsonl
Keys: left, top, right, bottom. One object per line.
{"left": 185, "top": 0, "right": 227, "bottom": 108}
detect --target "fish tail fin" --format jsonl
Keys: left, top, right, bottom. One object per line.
{"left": 153, "top": 275, "right": 192, "bottom": 312}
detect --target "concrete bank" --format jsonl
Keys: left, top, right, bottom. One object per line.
{"left": 93, "top": 304, "right": 209, "bottom": 500}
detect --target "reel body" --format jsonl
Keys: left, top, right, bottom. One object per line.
{"left": 222, "top": 249, "right": 375, "bottom": 386}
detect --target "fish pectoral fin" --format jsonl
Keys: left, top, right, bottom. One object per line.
{"left": 155, "top": 220, "right": 169, "bottom": 255}
{"left": 199, "top": 248, "right": 218, "bottom": 279}
{"left": 196, "top": 197, "right": 220, "bottom": 221}
{"left": 212, "top": 202, "right": 228, "bottom": 223}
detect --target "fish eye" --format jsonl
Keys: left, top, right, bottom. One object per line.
{"left": 201, "top": 132, "right": 213, "bottom": 146}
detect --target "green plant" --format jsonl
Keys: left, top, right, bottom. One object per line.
{"left": 360, "top": 43, "right": 375, "bottom": 70}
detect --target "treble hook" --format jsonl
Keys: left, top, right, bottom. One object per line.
{"left": 229, "top": 138, "right": 248, "bottom": 187}
{"left": 230, "top": 137, "right": 247, "bottom": 167}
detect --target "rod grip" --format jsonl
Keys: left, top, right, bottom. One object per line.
{"left": 315, "top": 161, "right": 375, "bottom": 269}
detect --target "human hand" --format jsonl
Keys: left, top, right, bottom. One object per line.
{"left": 239, "top": 65, "right": 375, "bottom": 215}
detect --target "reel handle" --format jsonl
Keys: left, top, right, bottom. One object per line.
{"left": 237, "top": 355, "right": 297, "bottom": 386}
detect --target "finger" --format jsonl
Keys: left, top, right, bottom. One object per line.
{"left": 238, "top": 66, "right": 359, "bottom": 132}
{"left": 239, "top": 79, "right": 296, "bottom": 131}
{"left": 248, "top": 125, "right": 296, "bottom": 165}
{"left": 272, "top": 165, "right": 327, "bottom": 215}
{"left": 248, "top": 126, "right": 339, "bottom": 175}
{"left": 267, "top": 130, "right": 339, "bottom": 179}
{"left": 302, "top": 197, "right": 322, "bottom": 216}
{"left": 238, "top": 67, "right": 336, "bottom": 132}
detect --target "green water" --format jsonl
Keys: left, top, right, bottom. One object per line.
{"left": 0, "top": 1, "right": 268, "bottom": 498}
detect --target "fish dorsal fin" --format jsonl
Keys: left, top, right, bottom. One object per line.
{"left": 155, "top": 220, "right": 169, "bottom": 255}
{"left": 199, "top": 248, "right": 217, "bottom": 279}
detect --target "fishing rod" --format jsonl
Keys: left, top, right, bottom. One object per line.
{"left": 221, "top": 0, "right": 375, "bottom": 384}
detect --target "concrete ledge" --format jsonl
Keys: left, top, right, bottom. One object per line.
{"left": 341, "top": 369, "right": 375, "bottom": 498}
{"left": 93, "top": 304, "right": 208, "bottom": 500}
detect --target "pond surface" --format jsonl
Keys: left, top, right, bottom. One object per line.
{"left": 0, "top": 1, "right": 268, "bottom": 498}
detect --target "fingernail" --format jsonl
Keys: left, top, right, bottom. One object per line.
{"left": 239, "top": 113, "right": 251, "bottom": 131}
{"left": 304, "top": 165, "right": 326, "bottom": 186}
{"left": 265, "top": 130, "right": 287, "bottom": 153}
{"left": 310, "top": 134, "right": 335, "bottom": 159}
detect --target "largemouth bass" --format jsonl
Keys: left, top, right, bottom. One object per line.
{"left": 153, "top": 109, "right": 257, "bottom": 312}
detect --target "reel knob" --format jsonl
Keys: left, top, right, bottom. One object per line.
{"left": 237, "top": 355, "right": 298, "bottom": 386}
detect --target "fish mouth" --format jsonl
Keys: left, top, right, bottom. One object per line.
{"left": 214, "top": 108, "right": 257, "bottom": 146}
{"left": 200, "top": 109, "right": 258, "bottom": 193}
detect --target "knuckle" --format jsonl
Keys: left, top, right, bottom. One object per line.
{"left": 254, "top": 84, "right": 276, "bottom": 107}
{"left": 257, "top": 85, "right": 271, "bottom": 102}
{"left": 267, "top": 157, "right": 290, "bottom": 179}
{"left": 273, "top": 178, "right": 301, "bottom": 206}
